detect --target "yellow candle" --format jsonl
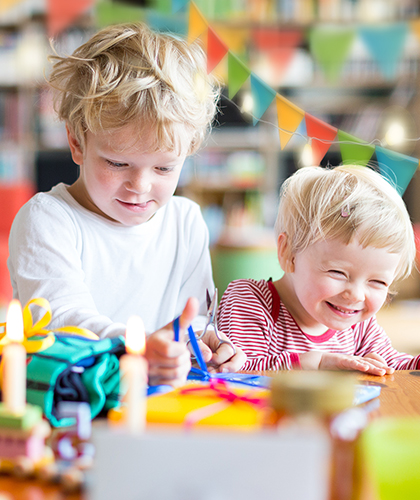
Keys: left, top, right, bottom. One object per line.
{"left": 3, "top": 299, "right": 26, "bottom": 414}
{"left": 120, "top": 315, "right": 148, "bottom": 433}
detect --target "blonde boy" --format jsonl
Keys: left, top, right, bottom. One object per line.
{"left": 9, "top": 23, "right": 245, "bottom": 386}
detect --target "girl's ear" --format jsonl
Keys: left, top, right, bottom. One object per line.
{"left": 66, "top": 124, "right": 84, "bottom": 166}
{"left": 277, "top": 233, "right": 295, "bottom": 273}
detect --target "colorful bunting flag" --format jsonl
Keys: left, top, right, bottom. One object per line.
{"left": 47, "top": 0, "right": 94, "bottom": 37}
{"left": 172, "top": 0, "right": 189, "bottom": 13}
{"left": 375, "top": 146, "right": 419, "bottom": 195}
{"left": 146, "top": 10, "right": 186, "bottom": 34}
{"left": 309, "top": 27, "right": 355, "bottom": 83}
{"left": 276, "top": 95, "right": 305, "bottom": 150}
{"left": 227, "top": 52, "right": 251, "bottom": 99}
{"left": 305, "top": 113, "right": 337, "bottom": 165}
{"left": 207, "top": 26, "right": 228, "bottom": 74}
{"left": 359, "top": 23, "right": 408, "bottom": 80}
{"left": 96, "top": 1, "right": 145, "bottom": 28}
{"left": 188, "top": 2, "right": 208, "bottom": 44}
{"left": 337, "top": 130, "right": 375, "bottom": 167}
{"left": 214, "top": 25, "right": 249, "bottom": 57}
{"left": 250, "top": 73, "right": 276, "bottom": 126}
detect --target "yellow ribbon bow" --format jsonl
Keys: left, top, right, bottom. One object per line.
{"left": 0, "top": 297, "right": 99, "bottom": 354}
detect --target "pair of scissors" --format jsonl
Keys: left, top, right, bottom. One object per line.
{"left": 199, "top": 288, "right": 237, "bottom": 358}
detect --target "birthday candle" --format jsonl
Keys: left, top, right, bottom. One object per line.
{"left": 120, "top": 315, "right": 148, "bottom": 433}
{"left": 3, "top": 299, "right": 26, "bottom": 414}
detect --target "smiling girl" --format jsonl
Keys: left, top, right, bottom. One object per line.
{"left": 218, "top": 165, "right": 420, "bottom": 375}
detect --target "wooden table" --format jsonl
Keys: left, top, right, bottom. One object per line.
{"left": 1, "top": 370, "right": 419, "bottom": 499}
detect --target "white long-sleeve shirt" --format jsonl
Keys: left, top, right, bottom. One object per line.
{"left": 218, "top": 278, "right": 420, "bottom": 371}
{"left": 8, "top": 184, "right": 213, "bottom": 338}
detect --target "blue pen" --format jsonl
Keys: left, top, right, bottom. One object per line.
{"left": 173, "top": 315, "right": 208, "bottom": 375}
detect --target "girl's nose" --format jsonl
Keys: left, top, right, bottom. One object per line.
{"left": 343, "top": 282, "right": 365, "bottom": 303}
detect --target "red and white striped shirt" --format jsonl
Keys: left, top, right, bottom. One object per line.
{"left": 218, "top": 278, "right": 420, "bottom": 371}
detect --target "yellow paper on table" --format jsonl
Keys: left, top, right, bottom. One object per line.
{"left": 145, "top": 382, "right": 270, "bottom": 431}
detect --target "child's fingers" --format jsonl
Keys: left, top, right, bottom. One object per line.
{"left": 146, "top": 331, "right": 190, "bottom": 362}
{"left": 211, "top": 344, "right": 247, "bottom": 372}
{"left": 148, "top": 363, "right": 191, "bottom": 387}
{"left": 364, "top": 353, "right": 394, "bottom": 374}
{"left": 344, "top": 357, "right": 386, "bottom": 376}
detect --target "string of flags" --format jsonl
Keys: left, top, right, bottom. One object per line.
{"left": 10, "top": 0, "right": 418, "bottom": 194}
{"left": 183, "top": 1, "right": 419, "bottom": 195}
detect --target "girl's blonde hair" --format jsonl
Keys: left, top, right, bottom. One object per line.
{"left": 275, "top": 165, "right": 416, "bottom": 282}
{"left": 48, "top": 22, "right": 220, "bottom": 154}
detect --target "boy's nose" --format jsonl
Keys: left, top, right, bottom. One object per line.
{"left": 126, "top": 173, "right": 152, "bottom": 194}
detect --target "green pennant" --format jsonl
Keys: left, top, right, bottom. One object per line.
{"left": 337, "top": 130, "right": 375, "bottom": 167}
{"left": 228, "top": 51, "right": 251, "bottom": 100}
{"left": 96, "top": 1, "right": 145, "bottom": 27}
{"left": 309, "top": 27, "right": 355, "bottom": 83}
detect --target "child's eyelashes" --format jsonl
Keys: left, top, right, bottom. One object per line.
{"left": 105, "top": 159, "right": 127, "bottom": 168}
{"left": 155, "top": 166, "right": 174, "bottom": 173}
{"left": 370, "top": 279, "right": 388, "bottom": 287}
{"left": 328, "top": 269, "right": 347, "bottom": 278}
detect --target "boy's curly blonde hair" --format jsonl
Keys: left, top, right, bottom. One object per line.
{"left": 48, "top": 22, "right": 220, "bottom": 155}
{"left": 275, "top": 165, "right": 416, "bottom": 282}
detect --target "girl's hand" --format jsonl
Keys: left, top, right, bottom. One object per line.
{"left": 192, "top": 329, "right": 247, "bottom": 373}
{"left": 300, "top": 351, "right": 392, "bottom": 376}
{"left": 363, "top": 352, "right": 394, "bottom": 375}
{"left": 145, "top": 297, "right": 198, "bottom": 387}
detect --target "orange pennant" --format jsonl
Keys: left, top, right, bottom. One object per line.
{"left": 276, "top": 95, "right": 305, "bottom": 150}
{"left": 188, "top": 2, "right": 208, "bottom": 44}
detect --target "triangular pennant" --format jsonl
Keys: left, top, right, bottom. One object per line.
{"left": 146, "top": 10, "right": 186, "bottom": 34}
{"left": 309, "top": 26, "right": 355, "bottom": 83}
{"left": 250, "top": 73, "right": 276, "bottom": 126}
{"left": 207, "top": 26, "right": 228, "bottom": 74}
{"left": 252, "top": 27, "right": 303, "bottom": 51}
{"left": 337, "top": 130, "right": 375, "bottom": 167}
{"left": 172, "top": 0, "right": 189, "bottom": 13}
{"left": 47, "top": 0, "right": 93, "bottom": 37}
{"left": 268, "top": 47, "right": 299, "bottom": 85}
{"left": 96, "top": 2, "right": 145, "bottom": 28}
{"left": 305, "top": 113, "right": 337, "bottom": 165}
{"left": 375, "top": 146, "right": 419, "bottom": 195}
{"left": 227, "top": 51, "right": 251, "bottom": 99}
{"left": 359, "top": 23, "right": 408, "bottom": 80}
{"left": 188, "top": 2, "right": 208, "bottom": 44}
{"left": 276, "top": 94, "right": 305, "bottom": 150}
{"left": 214, "top": 25, "right": 249, "bottom": 56}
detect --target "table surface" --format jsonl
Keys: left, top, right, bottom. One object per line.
{"left": 1, "top": 370, "right": 419, "bottom": 499}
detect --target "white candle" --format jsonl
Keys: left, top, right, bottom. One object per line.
{"left": 2, "top": 299, "right": 26, "bottom": 414}
{"left": 120, "top": 315, "right": 148, "bottom": 433}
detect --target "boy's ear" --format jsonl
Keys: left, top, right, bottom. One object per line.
{"left": 66, "top": 124, "right": 84, "bottom": 166}
{"left": 277, "top": 233, "right": 295, "bottom": 273}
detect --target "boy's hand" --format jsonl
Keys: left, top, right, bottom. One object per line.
{"left": 300, "top": 351, "right": 394, "bottom": 376}
{"left": 145, "top": 297, "right": 199, "bottom": 387}
{"left": 194, "top": 329, "right": 247, "bottom": 373}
